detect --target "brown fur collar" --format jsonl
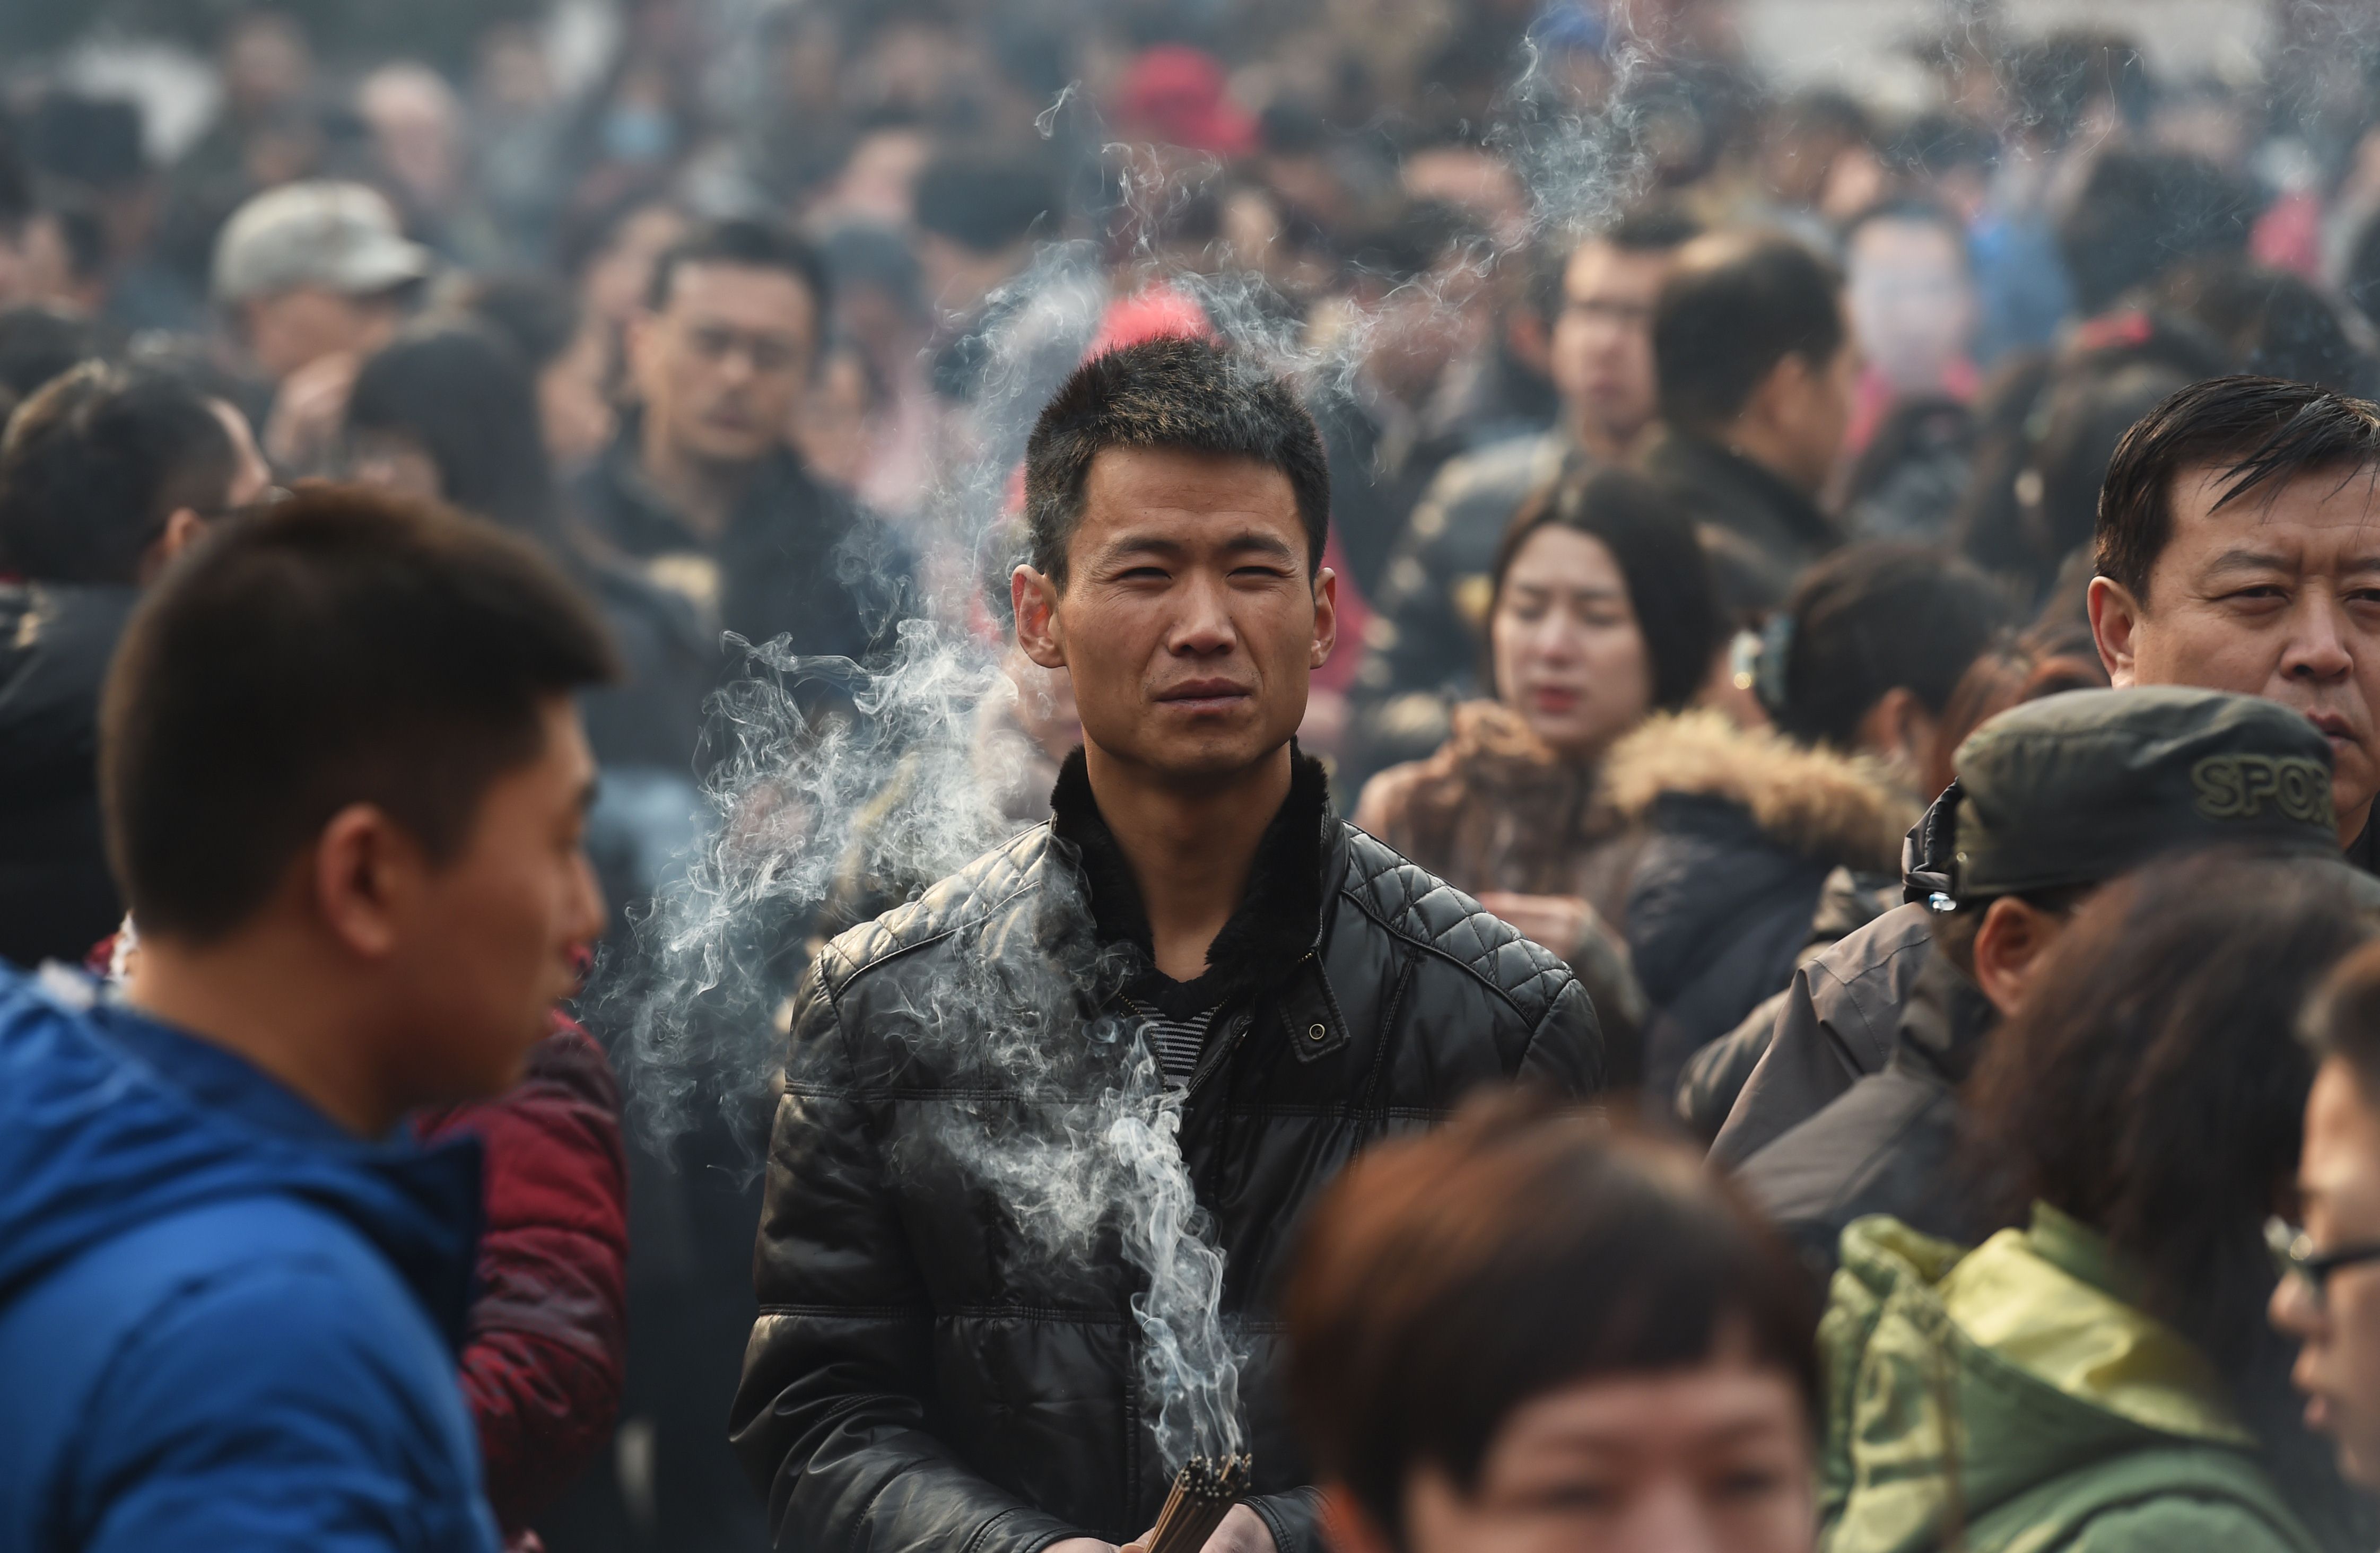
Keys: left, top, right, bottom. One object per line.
{"left": 1601, "top": 710, "right": 1917, "bottom": 873}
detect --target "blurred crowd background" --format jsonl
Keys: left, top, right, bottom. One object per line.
{"left": 8, "top": 0, "right": 2380, "bottom": 1547}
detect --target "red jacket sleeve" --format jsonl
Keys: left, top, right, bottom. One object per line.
{"left": 419, "top": 1015, "right": 630, "bottom": 1533}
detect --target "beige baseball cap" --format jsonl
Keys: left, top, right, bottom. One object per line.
{"left": 211, "top": 180, "right": 432, "bottom": 303}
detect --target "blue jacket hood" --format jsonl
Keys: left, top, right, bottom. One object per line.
{"left": 0, "top": 964, "right": 481, "bottom": 1342}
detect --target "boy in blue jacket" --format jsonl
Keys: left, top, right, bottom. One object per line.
{"left": 0, "top": 485, "right": 616, "bottom": 1552}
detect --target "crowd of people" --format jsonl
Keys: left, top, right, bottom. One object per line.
{"left": 11, "top": 0, "right": 2380, "bottom": 1550}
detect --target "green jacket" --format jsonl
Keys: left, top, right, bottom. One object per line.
{"left": 1820, "top": 1207, "right": 2321, "bottom": 1553}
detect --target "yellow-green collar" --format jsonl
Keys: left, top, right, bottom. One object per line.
{"left": 1939, "top": 1202, "right": 2253, "bottom": 1447}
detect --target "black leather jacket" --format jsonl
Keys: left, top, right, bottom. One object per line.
{"left": 732, "top": 755, "right": 1600, "bottom": 1553}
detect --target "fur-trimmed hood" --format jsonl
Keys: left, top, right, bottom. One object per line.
{"left": 1602, "top": 710, "right": 1917, "bottom": 873}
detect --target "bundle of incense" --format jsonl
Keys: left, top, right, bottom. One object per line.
{"left": 1146, "top": 1453, "right": 1253, "bottom": 1553}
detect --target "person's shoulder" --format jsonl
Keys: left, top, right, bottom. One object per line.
{"left": 817, "top": 824, "right": 1057, "bottom": 994}
{"left": 1335, "top": 823, "right": 1574, "bottom": 1021}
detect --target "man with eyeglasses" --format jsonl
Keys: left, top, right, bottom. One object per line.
{"left": 2272, "top": 940, "right": 2380, "bottom": 1487}
{"left": 0, "top": 361, "right": 273, "bottom": 968}
{"left": 577, "top": 215, "right": 912, "bottom": 687}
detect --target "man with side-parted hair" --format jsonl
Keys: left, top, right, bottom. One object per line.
{"left": 0, "top": 486, "right": 615, "bottom": 1550}
{"left": 733, "top": 336, "right": 1599, "bottom": 1553}
{"left": 2090, "top": 374, "right": 2380, "bottom": 865}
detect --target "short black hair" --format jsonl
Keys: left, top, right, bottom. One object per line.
{"left": 1767, "top": 543, "right": 2012, "bottom": 749}
{"left": 913, "top": 154, "right": 1059, "bottom": 256}
{"left": 0, "top": 363, "right": 236, "bottom": 585}
{"left": 347, "top": 324, "right": 560, "bottom": 545}
{"left": 646, "top": 216, "right": 831, "bottom": 319}
{"left": 1285, "top": 1092, "right": 1817, "bottom": 1543}
{"left": 2056, "top": 149, "right": 2254, "bottom": 316}
{"left": 101, "top": 486, "right": 620, "bottom": 943}
{"left": 2096, "top": 375, "right": 2380, "bottom": 604}
{"left": 1490, "top": 466, "right": 1718, "bottom": 711}
{"left": 1023, "top": 335, "right": 1330, "bottom": 588}
{"left": 1653, "top": 231, "right": 1845, "bottom": 432}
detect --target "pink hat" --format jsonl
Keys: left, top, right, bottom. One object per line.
{"left": 1112, "top": 46, "right": 1258, "bottom": 158}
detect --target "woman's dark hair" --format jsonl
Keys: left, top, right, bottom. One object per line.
{"left": 1284, "top": 1091, "right": 1816, "bottom": 1542}
{"left": 346, "top": 324, "right": 563, "bottom": 549}
{"left": 1967, "top": 852, "right": 2379, "bottom": 1537}
{"left": 1487, "top": 465, "right": 1718, "bottom": 712}
{"left": 1765, "top": 542, "right": 2012, "bottom": 750}
{"left": 451, "top": 272, "right": 584, "bottom": 374}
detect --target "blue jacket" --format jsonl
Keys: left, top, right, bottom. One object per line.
{"left": 0, "top": 965, "right": 500, "bottom": 1552}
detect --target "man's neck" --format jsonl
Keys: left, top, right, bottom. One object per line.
{"left": 2343, "top": 794, "right": 2374, "bottom": 855}
{"left": 635, "top": 418, "right": 757, "bottom": 545}
{"left": 1568, "top": 405, "right": 1641, "bottom": 465}
{"left": 1083, "top": 741, "right": 1295, "bottom": 983}
{"left": 126, "top": 927, "right": 396, "bottom": 1139}
{"left": 1715, "top": 415, "right": 1818, "bottom": 498}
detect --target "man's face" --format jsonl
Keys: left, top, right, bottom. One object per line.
{"left": 1846, "top": 217, "right": 1975, "bottom": 392}
{"left": 2089, "top": 465, "right": 2380, "bottom": 842}
{"left": 2273, "top": 1059, "right": 2380, "bottom": 1487}
{"left": 388, "top": 696, "right": 604, "bottom": 1102}
{"left": 242, "top": 286, "right": 388, "bottom": 381}
{"left": 1013, "top": 447, "right": 1336, "bottom": 784}
{"left": 629, "top": 260, "right": 816, "bottom": 467}
{"left": 1548, "top": 239, "right": 1669, "bottom": 454}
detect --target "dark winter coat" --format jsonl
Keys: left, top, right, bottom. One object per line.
{"left": 1638, "top": 426, "right": 1840, "bottom": 615}
{"left": 1732, "top": 947, "right": 1997, "bottom": 1288}
{"left": 0, "top": 965, "right": 496, "bottom": 1551}
{"left": 417, "top": 1019, "right": 629, "bottom": 1536}
{"left": 732, "top": 751, "right": 1600, "bottom": 1553}
{"left": 1603, "top": 713, "right": 1915, "bottom": 1106}
{"left": 574, "top": 416, "right": 913, "bottom": 686}
{"left": 1673, "top": 867, "right": 1900, "bottom": 1141}
{"left": 1708, "top": 905, "right": 1972, "bottom": 1170}
{"left": 0, "top": 581, "right": 135, "bottom": 969}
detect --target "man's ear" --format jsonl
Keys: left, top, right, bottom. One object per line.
{"left": 1971, "top": 896, "right": 2063, "bottom": 1018}
{"left": 2086, "top": 574, "right": 2140, "bottom": 687}
{"left": 138, "top": 508, "right": 209, "bottom": 586}
{"left": 309, "top": 802, "right": 426, "bottom": 961}
{"left": 1310, "top": 564, "right": 1339, "bottom": 669}
{"left": 1740, "top": 351, "right": 1807, "bottom": 436}
{"left": 1012, "top": 563, "right": 1067, "bottom": 670}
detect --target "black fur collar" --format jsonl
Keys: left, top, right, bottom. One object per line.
{"left": 1049, "top": 744, "right": 1331, "bottom": 1018}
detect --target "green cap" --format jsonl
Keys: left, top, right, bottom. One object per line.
{"left": 1914, "top": 686, "right": 2341, "bottom": 903}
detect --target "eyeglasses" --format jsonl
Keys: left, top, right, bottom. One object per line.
{"left": 2266, "top": 1216, "right": 2380, "bottom": 1311}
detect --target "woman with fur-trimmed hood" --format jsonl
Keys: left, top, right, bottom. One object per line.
{"left": 1618, "top": 544, "right": 2011, "bottom": 1104}
{"left": 1356, "top": 468, "right": 1721, "bottom": 1084}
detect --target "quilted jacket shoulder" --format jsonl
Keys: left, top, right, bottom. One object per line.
{"left": 816, "top": 824, "right": 1057, "bottom": 992}
{"left": 1337, "top": 824, "right": 1574, "bottom": 1029}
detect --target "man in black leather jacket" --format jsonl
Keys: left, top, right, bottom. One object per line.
{"left": 731, "top": 337, "right": 1600, "bottom": 1553}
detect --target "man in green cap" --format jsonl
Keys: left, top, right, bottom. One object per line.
{"left": 1729, "top": 685, "right": 2358, "bottom": 1283}
{"left": 1711, "top": 372, "right": 2380, "bottom": 1169}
